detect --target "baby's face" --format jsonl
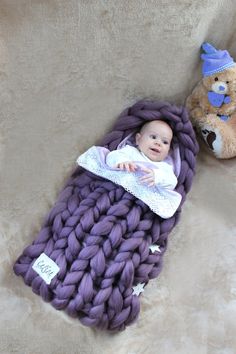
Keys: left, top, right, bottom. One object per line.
{"left": 135, "top": 120, "right": 173, "bottom": 162}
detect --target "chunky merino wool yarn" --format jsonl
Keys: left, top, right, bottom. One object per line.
{"left": 13, "top": 100, "right": 198, "bottom": 331}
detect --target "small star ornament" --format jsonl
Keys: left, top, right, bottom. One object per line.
{"left": 132, "top": 282, "right": 145, "bottom": 296}
{"left": 149, "top": 244, "right": 161, "bottom": 253}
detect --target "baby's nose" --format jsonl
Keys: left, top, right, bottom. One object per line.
{"left": 155, "top": 140, "right": 161, "bottom": 145}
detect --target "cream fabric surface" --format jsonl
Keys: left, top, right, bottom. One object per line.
{"left": 0, "top": 1, "right": 236, "bottom": 353}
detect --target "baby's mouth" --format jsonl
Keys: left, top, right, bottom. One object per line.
{"left": 150, "top": 147, "right": 160, "bottom": 153}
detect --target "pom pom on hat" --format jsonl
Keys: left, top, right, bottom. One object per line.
{"left": 201, "top": 42, "right": 235, "bottom": 77}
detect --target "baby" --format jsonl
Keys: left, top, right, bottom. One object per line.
{"left": 77, "top": 119, "right": 181, "bottom": 218}
{"left": 106, "top": 120, "right": 177, "bottom": 189}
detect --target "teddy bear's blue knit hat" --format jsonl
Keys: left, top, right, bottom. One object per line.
{"left": 201, "top": 42, "right": 235, "bottom": 77}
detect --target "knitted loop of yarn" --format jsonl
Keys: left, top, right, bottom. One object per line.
{"left": 13, "top": 100, "right": 199, "bottom": 331}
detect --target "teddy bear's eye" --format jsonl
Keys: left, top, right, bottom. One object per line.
{"left": 226, "top": 81, "right": 229, "bottom": 84}
{"left": 214, "top": 77, "right": 218, "bottom": 81}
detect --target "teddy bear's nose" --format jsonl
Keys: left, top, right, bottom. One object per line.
{"left": 219, "top": 85, "right": 225, "bottom": 91}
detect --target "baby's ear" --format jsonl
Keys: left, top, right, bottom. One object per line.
{"left": 135, "top": 133, "right": 141, "bottom": 145}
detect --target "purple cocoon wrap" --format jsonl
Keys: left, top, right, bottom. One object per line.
{"left": 13, "top": 100, "right": 199, "bottom": 331}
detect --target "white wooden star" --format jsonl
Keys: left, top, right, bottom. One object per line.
{"left": 149, "top": 244, "right": 161, "bottom": 253}
{"left": 132, "top": 282, "right": 145, "bottom": 296}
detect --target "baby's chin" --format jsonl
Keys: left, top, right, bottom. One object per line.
{"left": 145, "top": 151, "right": 167, "bottom": 162}
{"left": 145, "top": 154, "right": 164, "bottom": 162}
{"left": 150, "top": 157, "right": 164, "bottom": 162}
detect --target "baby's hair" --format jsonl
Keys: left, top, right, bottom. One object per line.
{"left": 138, "top": 119, "right": 172, "bottom": 133}
{"left": 139, "top": 119, "right": 173, "bottom": 134}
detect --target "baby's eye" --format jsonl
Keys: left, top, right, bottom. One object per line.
{"left": 163, "top": 141, "right": 169, "bottom": 145}
{"left": 150, "top": 134, "right": 157, "bottom": 139}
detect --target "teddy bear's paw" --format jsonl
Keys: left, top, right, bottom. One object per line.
{"left": 200, "top": 125, "right": 223, "bottom": 156}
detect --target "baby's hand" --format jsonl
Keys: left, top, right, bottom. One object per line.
{"left": 139, "top": 167, "right": 155, "bottom": 187}
{"left": 116, "top": 162, "right": 137, "bottom": 172}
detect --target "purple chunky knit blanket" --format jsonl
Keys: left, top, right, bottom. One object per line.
{"left": 13, "top": 100, "right": 198, "bottom": 331}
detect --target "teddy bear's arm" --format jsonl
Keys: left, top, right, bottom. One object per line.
{"left": 189, "top": 107, "right": 205, "bottom": 123}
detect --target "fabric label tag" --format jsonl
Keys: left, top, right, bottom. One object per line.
{"left": 32, "top": 253, "right": 60, "bottom": 285}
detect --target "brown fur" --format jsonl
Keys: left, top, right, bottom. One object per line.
{"left": 186, "top": 66, "right": 236, "bottom": 159}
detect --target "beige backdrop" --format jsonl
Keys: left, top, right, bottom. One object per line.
{"left": 0, "top": 1, "right": 236, "bottom": 353}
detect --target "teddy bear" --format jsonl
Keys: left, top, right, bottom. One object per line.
{"left": 186, "top": 42, "right": 236, "bottom": 159}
